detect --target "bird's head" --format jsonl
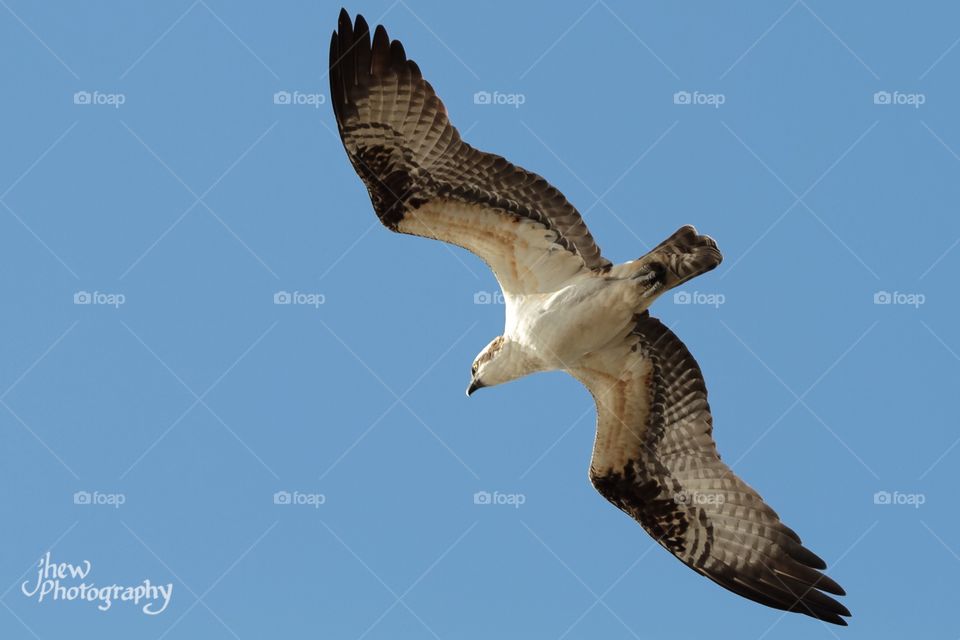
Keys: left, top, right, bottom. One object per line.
{"left": 467, "top": 336, "right": 540, "bottom": 396}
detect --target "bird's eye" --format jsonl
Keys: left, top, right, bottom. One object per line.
{"left": 471, "top": 362, "right": 478, "bottom": 375}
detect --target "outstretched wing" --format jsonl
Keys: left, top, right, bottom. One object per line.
{"left": 330, "top": 10, "right": 611, "bottom": 294}
{"left": 570, "top": 314, "right": 851, "bottom": 625}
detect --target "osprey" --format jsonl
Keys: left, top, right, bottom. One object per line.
{"left": 329, "top": 9, "right": 850, "bottom": 625}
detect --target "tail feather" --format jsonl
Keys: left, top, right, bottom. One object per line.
{"left": 644, "top": 225, "right": 722, "bottom": 290}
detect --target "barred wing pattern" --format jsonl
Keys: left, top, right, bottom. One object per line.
{"left": 330, "top": 10, "right": 611, "bottom": 294}
{"left": 573, "top": 314, "right": 850, "bottom": 625}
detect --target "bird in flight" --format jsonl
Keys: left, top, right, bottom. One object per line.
{"left": 329, "top": 9, "right": 850, "bottom": 625}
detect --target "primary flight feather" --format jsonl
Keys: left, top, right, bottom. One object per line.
{"left": 329, "top": 9, "right": 849, "bottom": 625}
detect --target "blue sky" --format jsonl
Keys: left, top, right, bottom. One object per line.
{"left": 1, "top": 1, "right": 958, "bottom": 638}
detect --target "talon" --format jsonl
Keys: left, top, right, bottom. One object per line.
{"left": 635, "top": 261, "right": 665, "bottom": 284}
{"left": 641, "top": 281, "right": 662, "bottom": 298}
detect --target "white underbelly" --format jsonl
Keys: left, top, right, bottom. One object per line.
{"left": 505, "top": 278, "right": 639, "bottom": 369}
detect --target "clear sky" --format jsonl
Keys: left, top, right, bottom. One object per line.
{"left": 1, "top": 1, "right": 957, "bottom": 638}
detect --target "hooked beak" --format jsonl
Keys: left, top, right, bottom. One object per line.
{"left": 466, "top": 378, "right": 484, "bottom": 397}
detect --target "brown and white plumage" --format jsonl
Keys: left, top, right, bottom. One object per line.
{"left": 576, "top": 314, "right": 850, "bottom": 625}
{"left": 329, "top": 9, "right": 849, "bottom": 625}
{"left": 330, "top": 9, "right": 608, "bottom": 294}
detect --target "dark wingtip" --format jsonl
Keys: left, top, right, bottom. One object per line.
{"left": 338, "top": 9, "right": 352, "bottom": 35}
{"left": 390, "top": 38, "right": 406, "bottom": 64}
{"left": 373, "top": 24, "right": 390, "bottom": 48}
{"left": 371, "top": 24, "right": 391, "bottom": 73}
{"left": 329, "top": 28, "right": 340, "bottom": 124}
{"left": 354, "top": 13, "right": 369, "bottom": 35}
{"left": 789, "top": 543, "right": 827, "bottom": 570}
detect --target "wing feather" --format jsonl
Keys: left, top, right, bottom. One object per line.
{"left": 570, "top": 314, "right": 850, "bottom": 625}
{"left": 330, "top": 10, "right": 610, "bottom": 293}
